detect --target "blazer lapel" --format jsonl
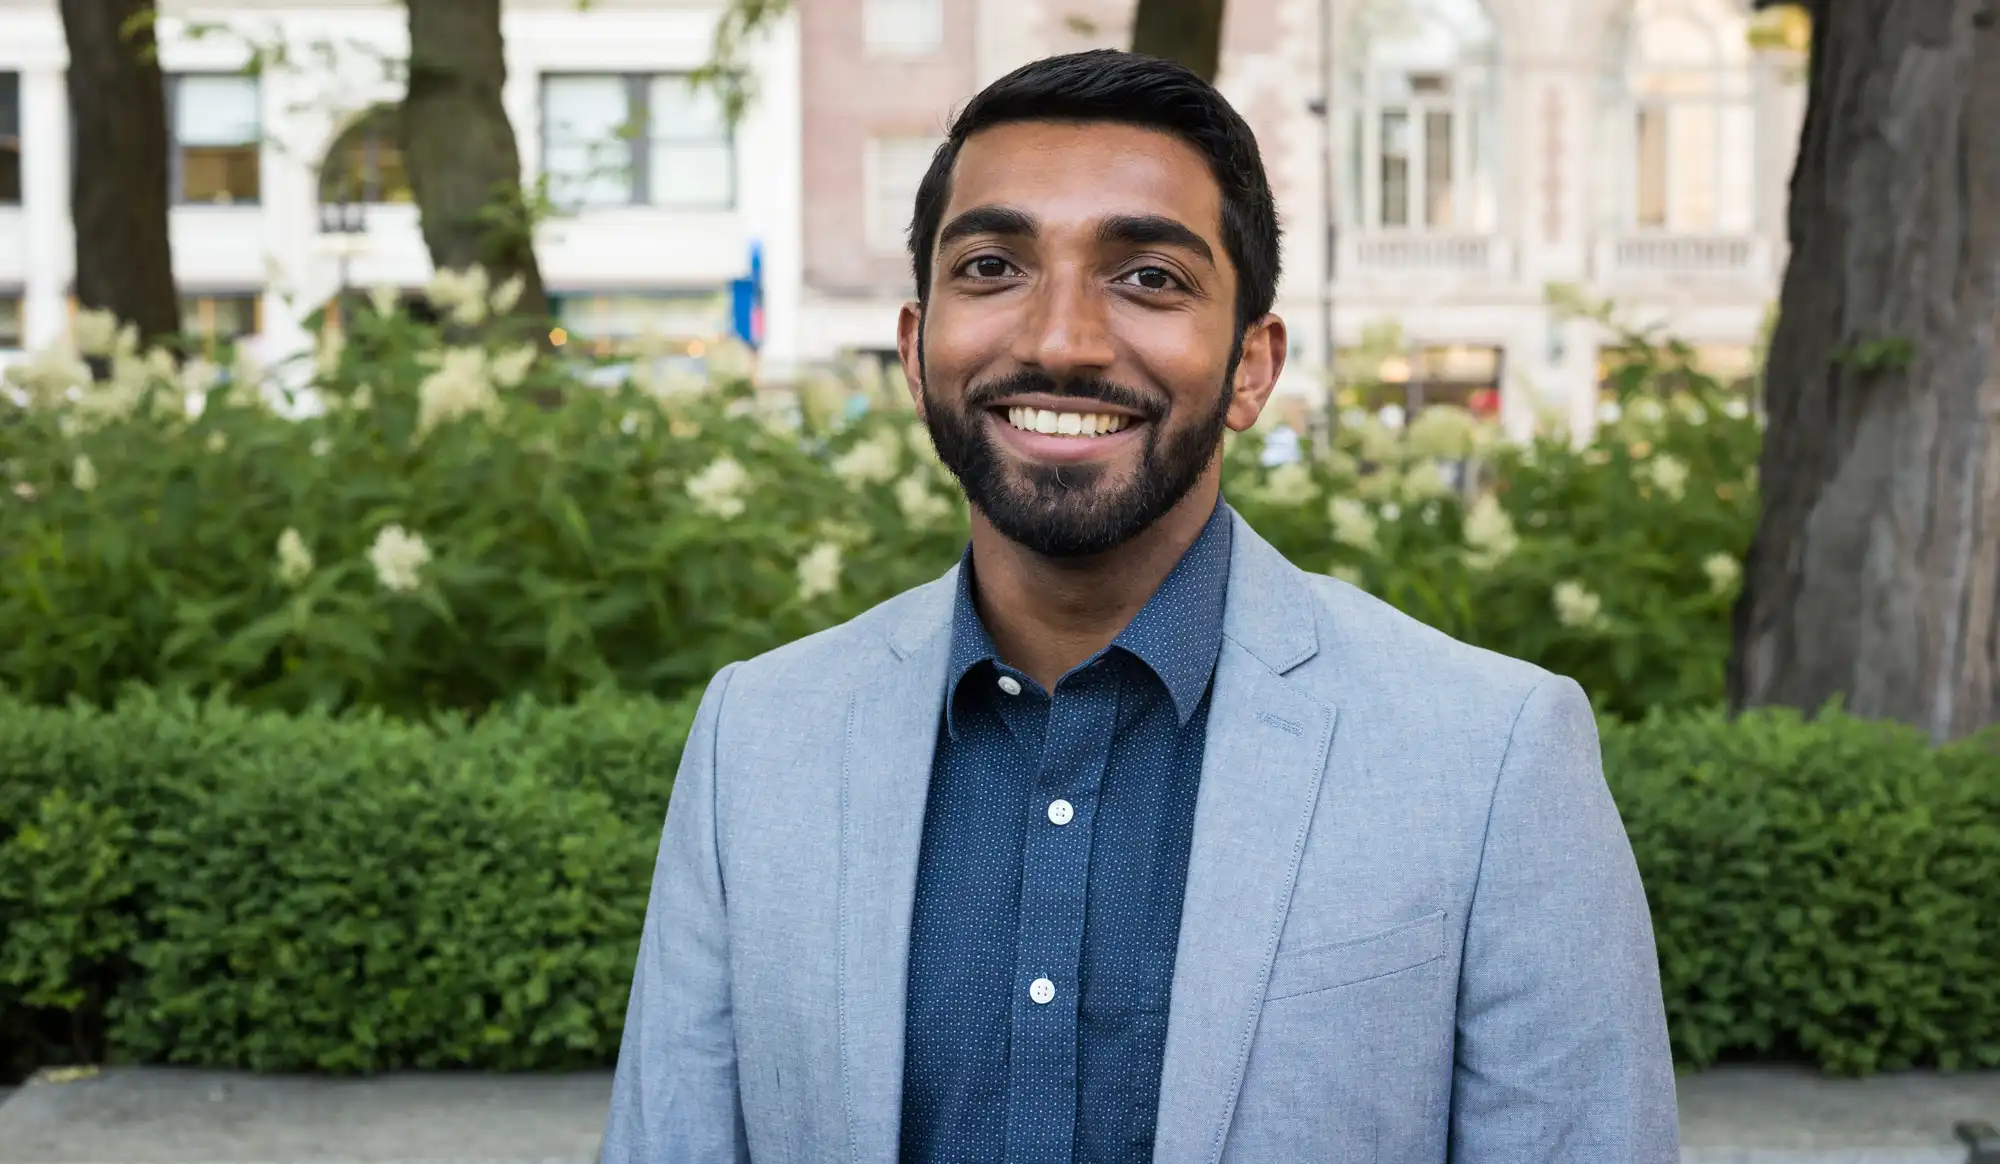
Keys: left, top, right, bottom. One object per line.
{"left": 838, "top": 573, "right": 955, "bottom": 1164}
{"left": 1153, "top": 517, "right": 1338, "bottom": 1164}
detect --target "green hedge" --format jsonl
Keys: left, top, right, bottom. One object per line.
{"left": 3, "top": 691, "right": 1994, "bottom": 1083}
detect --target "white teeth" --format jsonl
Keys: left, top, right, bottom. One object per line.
{"left": 1002, "top": 407, "right": 1131, "bottom": 438}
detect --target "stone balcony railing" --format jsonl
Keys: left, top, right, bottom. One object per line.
{"left": 1592, "top": 232, "right": 1780, "bottom": 287}
{"left": 1337, "top": 232, "right": 1516, "bottom": 287}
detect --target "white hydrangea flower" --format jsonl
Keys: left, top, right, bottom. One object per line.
{"left": 425, "top": 267, "right": 490, "bottom": 327}
{"left": 1597, "top": 399, "right": 1624, "bottom": 425}
{"left": 1327, "top": 497, "right": 1378, "bottom": 551}
{"left": 72, "top": 308, "right": 120, "bottom": 358}
{"left": 1703, "top": 553, "right": 1741, "bottom": 594}
{"left": 489, "top": 273, "right": 526, "bottom": 316}
{"left": 368, "top": 285, "right": 402, "bottom": 318}
{"left": 71, "top": 454, "right": 97, "bottom": 492}
{"left": 1400, "top": 460, "right": 1452, "bottom": 500}
{"left": 706, "top": 338, "right": 756, "bottom": 382}
{"left": 275, "top": 527, "right": 315, "bottom": 588}
{"left": 1462, "top": 493, "right": 1518, "bottom": 570}
{"left": 796, "top": 541, "right": 843, "bottom": 601}
{"left": 416, "top": 347, "right": 501, "bottom": 438}
{"left": 488, "top": 344, "right": 538, "bottom": 390}
{"left": 1646, "top": 455, "right": 1690, "bottom": 499}
{"left": 895, "top": 473, "right": 953, "bottom": 527}
{"left": 1723, "top": 398, "right": 1751, "bottom": 420}
{"left": 1379, "top": 501, "right": 1403, "bottom": 522}
{"left": 368, "top": 524, "right": 432, "bottom": 592}
{"left": 1257, "top": 461, "right": 1318, "bottom": 507}
{"left": 1377, "top": 404, "right": 1407, "bottom": 431}
{"left": 1552, "top": 580, "right": 1608, "bottom": 630}
{"left": 1634, "top": 398, "right": 1666, "bottom": 425}
{"left": 6, "top": 346, "right": 92, "bottom": 406}
{"left": 1405, "top": 405, "right": 1478, "bottom": 460}
{"left": 832, "top": 428, "right": 902, "bottom": 487}
{"left": 687, "top": 456, "right": 751, "bottom": 520}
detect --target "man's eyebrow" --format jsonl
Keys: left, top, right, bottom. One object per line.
{"left": 937, "top": 205, "right": 1040, "bottom": 251}
{"left": 1096, "top": 214, "right": 1215, "bottom": 268}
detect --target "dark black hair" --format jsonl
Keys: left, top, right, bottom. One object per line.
{"left": 907, "top": 49, "right": 1282, "bottom": 333}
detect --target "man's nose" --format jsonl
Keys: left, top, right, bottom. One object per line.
{"left": 1015, "top": 264, "right": 1115, "bottom": 381}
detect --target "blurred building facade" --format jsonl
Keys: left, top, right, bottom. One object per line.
{"left": 0, "top": 0, "right": 1802, "bottom": 437}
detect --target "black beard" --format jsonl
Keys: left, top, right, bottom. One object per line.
{"left": 918, "top": 350, "right": 1239, "bottom": 559}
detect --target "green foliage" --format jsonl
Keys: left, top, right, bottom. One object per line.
{"left": 0, "top": 692, "right": 1993, "bottom": 1083}
{"left": 0, "top": 686, "right": 697, "bottom": 1080}
{"left": 1606, "top": 707, "right": 2000, "bottom": 1074}
{"left": 0, "top": 303, "right": 1756, "bottom": 724}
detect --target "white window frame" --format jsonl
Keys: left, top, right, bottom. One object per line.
{"left": 865, "top": 135, "right": 941, "bottom": 254}
{"left": 167, "top": 73, "right": 262, "bottom": 207}
{"left": 1601, "top": 0, "right": 1757, "bottom": 234}
{"left": 863, "top": 0, "right": 946, "bottom": 57}
{"left": 1343, "top": 0, "right": 1500, "bottom": 234}
{"left": 539, "top": 73, "right": 735, "bottom": 212}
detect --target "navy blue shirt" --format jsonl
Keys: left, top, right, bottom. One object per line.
{"left": 900, "top": 502, "right": 1233, "bottom": 1164}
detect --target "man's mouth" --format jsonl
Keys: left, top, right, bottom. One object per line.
{"left": 998, "top": 406, "right": 1136, "bottom": 438}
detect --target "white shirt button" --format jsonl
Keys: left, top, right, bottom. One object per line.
{"left": 1047, "top": 799, "right": 1075, "bottom": 826}
{"left": 997, "top": 675, "right": 1022, "bottom": 696}
{"left": 1029, "top": 977, "right": 1056, "bottom": 1005}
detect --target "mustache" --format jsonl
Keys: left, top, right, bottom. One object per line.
{"left": 961, "top": 369, "right": 1167, "bottom": 420}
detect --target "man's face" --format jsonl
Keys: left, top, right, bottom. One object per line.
{"left": 898, "top": 120, "right": 1285, "bottom": 558}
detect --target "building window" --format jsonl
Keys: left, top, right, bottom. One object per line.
{"left": 0, "top": 73, "right": 20, "bottom": 206}
{"left": 180, "top": 292, "right": 261, "bottom": 354}
{"left": 865, "top": 136, "right": 939, "bottom": 253}
{"left": 320, "top": 105, "right": 411, "bottom": 205}
{"left": 1346, "top": 0, "right": 1500, "bottom": 233}
{"left": 1599, "top": 0, "right": 1755, "bottom": 233}
{"left": 0, "top": 292, "right": 23, "bottom": 349}
{"left": 863, "top": 0, "right": 945, "bottom": 56}
{"left": 171, "top": 74, "right": 261, "bottom": 205}
{"left": 541, "top": 74, "right": 733, "bottom": 211}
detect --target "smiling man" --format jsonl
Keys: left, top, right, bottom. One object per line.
{"left": 602, "top": 51, "right": 1678, "bottom": 1164}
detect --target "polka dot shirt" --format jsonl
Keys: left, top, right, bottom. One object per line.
{"left": 899, "top": 501, "right": 1233, "bottom": 1164}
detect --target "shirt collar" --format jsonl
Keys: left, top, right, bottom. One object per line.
{"left": 943, "top": 499, "right": 1234, "bottom": 738}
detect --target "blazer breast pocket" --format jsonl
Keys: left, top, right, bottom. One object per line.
{"left": 1264, "top": 910, "right": 1447, "bottom": 1002}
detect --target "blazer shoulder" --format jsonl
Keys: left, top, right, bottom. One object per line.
{"left": 715, "top": 570, "right": 955, "bottom": 710}
{"left": 1293, "top": 570, "right": 1563, "bottom": 721}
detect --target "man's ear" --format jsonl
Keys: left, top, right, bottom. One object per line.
{"left": 1226, "top": 314, "right": 1289, "bottom": 432}
{"left": 897, "top": 302, "right": 925, "bottom": 415}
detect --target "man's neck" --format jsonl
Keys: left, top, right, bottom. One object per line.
{"left": 967, "top": 476, "right": 1223, "bottom": 692}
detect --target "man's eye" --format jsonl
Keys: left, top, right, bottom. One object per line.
{"left": 964, "top": 256, "right": 1016, "bottom": 278}
{"left": 1119, "top": 266, "right": 1181, "bottom": 291}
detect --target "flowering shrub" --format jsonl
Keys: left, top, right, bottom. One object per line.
{"left": 0, "top": 286, "right": 1756, "bottom": 720}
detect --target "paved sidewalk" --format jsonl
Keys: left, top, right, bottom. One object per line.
{"left": 0, "top": 1063, "right": 1994, "bottom": 1163}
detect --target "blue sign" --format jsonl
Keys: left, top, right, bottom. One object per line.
{"left": 730, "top": 241, "right": 764, "bottom": 349}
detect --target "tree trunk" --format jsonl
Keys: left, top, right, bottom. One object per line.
{"left": 1729, "top": 0, "right": 2000, "bottom": 743}
{"left": 58, "top": 0, "right": 179, "bottom": 345}
{"left": 1130, "top": 0, "right": 1226, "bottom": 82}
{"left": 400, "top": 0, "right": 550, "bottom": 323}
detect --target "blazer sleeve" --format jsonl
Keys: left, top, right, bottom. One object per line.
{"left": 1448, "top": 676, "right": 1680, "bottom": 1162}
{"left": 601, "top": 663, "right": 753, "bottom": 1164}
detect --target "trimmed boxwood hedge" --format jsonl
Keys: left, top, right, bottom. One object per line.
{"left": 1, "top": 689, "right": 1994, "bottom": 1083}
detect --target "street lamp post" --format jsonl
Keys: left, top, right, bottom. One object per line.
{"left": 1309, "top": 0, "right": 1339, "bottom": 444}
{"left": 317, "top": 200, "right": 368, "bottom": 326}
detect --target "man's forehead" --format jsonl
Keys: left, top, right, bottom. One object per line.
{"left": 943, "top": 121, "right": 1223, "bottom": 236}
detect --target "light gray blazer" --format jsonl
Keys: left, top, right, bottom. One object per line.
{"left": 602, "top": 511, "right": 1679, "bottom": 1163}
